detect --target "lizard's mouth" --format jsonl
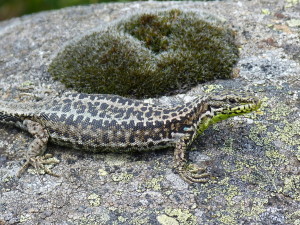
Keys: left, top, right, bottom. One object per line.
{"left": 213, "top": 100, "right": 262, "bottom": 118}
{"left": 228, "top": 100, "right": 262, "bottom": 114}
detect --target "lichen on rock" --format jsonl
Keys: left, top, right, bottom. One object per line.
{"left": 48, "top": 8, "right": 239, "bottom": 98}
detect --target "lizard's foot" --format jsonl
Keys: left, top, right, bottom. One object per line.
{"left": 177, "top": 163, "right": 210, "bottom": 183}
{"left": 17, "top": 154, "right": 60, "bottom": 177}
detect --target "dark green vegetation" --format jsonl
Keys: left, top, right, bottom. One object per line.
{"left": 0, "top": 0, "right": 129, "bottom": 21}
{"left": 49, "top": 9, "right": 239, "bottom": 98}
{"left": 0, "top": 0, "right": 216, "bottom": 21}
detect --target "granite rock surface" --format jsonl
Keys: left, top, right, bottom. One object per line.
{"left": 0, "top": 0, "right": 299, "bottom": 224}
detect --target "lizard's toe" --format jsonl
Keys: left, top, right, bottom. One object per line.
{"left": 17, "top": 155, "right": 60, "bottom": 177}
{"left": 177, "top": 163, "right": 211, "bottom": 183}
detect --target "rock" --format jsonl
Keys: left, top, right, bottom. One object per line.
{"left": 0, "top": 0, "right": 299, "bottom": 224}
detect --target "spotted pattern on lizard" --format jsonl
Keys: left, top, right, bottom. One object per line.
{"left": 0, "top": 92, "right": 261, "bottom": 183}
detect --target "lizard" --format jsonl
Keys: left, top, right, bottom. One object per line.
{"left": 0, "top": 92, "right": 261, "bottom": 183}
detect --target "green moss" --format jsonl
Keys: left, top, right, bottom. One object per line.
{"left": 140, "top": 176, "right": 163, "bottom": 191}
{"left": 157, "top": 215, "right": 179, "bottom": 225}
{"left": 164, "top": 208, "right": 197, "bottom": 225}
{"left": 111, "top": 172, "right": 133, "bottom": 182}
{"left": 200, "top": 178, "right": 269, "bottom": 224}
{"left": 285, "top": 0, "right": 300, "bottom": 7}
{"left": 88, "top": 193, "right": 101, "bottom": 207}
{"left": 49, "top": 9, "right": 239, "bottom": 98}
{"left": 282, "top": 175, "right": 300, "bottom": 200}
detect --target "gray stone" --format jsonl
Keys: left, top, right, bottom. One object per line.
{"left": 0, "top": 0, "right": 299, "bottom": 224}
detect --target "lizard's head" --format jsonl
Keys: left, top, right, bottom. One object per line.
{"left": 196, "top": 92, "right": 261, "bottom": 134}
{"left": 208, "top": 92, "right": 261, "bottom": 121}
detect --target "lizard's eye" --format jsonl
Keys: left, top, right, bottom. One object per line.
{"left": 228, "top": 98, "right": 237, "bottom": 103}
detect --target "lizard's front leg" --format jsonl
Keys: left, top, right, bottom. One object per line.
{"left": 17, "top": 119, "right": 59, "bottom": 177}
{"left": 174, "top": 136, "right": 210, "bottom": 183}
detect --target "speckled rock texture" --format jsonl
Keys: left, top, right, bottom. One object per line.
{"left": 0, "top": 0, "right": 299, "bottom": 224}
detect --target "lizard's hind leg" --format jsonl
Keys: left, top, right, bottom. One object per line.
{"left": 17, "top": 119, "right": 59, "bottom": 177}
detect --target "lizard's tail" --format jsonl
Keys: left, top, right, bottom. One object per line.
{"left": 0, "top": 100, "right": 36, "bottom": 125}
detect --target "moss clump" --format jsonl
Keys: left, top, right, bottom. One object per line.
{"left": 49, "top": 9, "right": 239, "bottom": 98}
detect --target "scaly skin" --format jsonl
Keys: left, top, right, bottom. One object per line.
{"left": 0, "top": 92, "right": 261, "bottom": 183}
